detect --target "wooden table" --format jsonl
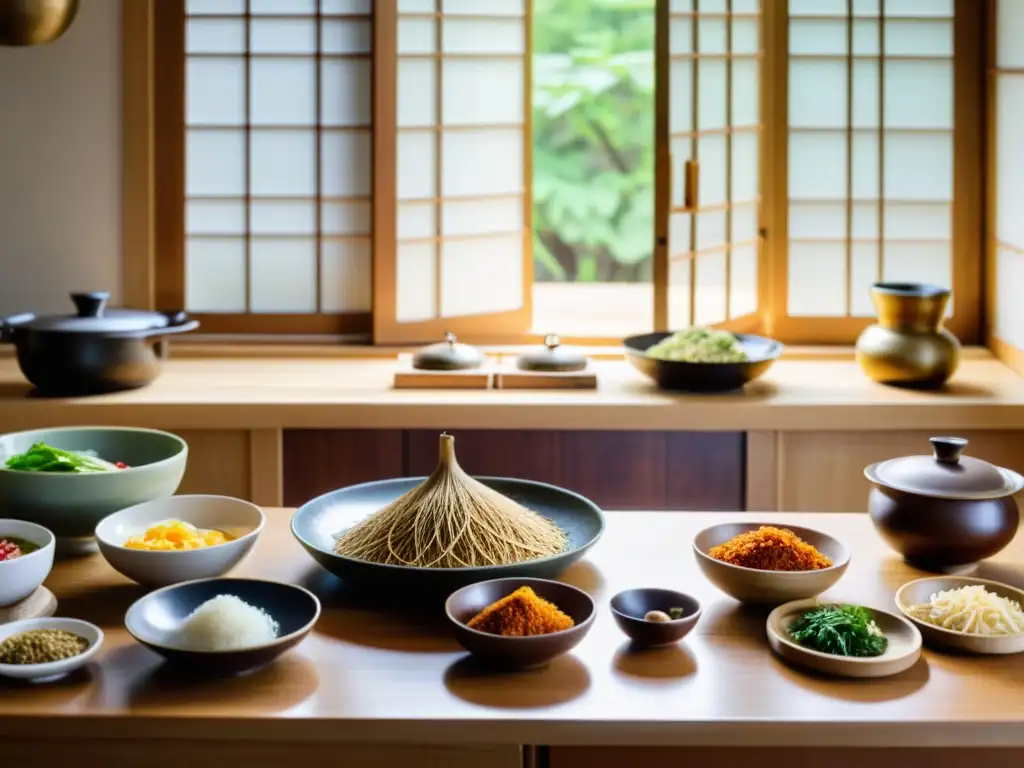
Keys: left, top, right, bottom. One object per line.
{"left": 3, "top": 510, "right": 1023, "bottom": 768}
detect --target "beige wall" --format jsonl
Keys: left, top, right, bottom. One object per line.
{"left": 0, "top": 0, "right": 121, "bottom": 317}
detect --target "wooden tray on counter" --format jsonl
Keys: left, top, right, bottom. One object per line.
{"left": 392, "top": 355, "right": 597, "bottom": 391}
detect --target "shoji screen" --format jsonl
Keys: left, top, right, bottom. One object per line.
{"left": 663, "top": 0, "right": 762, "bottom": 330}
{"left": 180, "top": 0, "right": 373, "bottom": 333}
{"left": 784, "top": 0, "right": 959, "bottom": 323}
{"left": 994, "top": 0, "right": 1024, "bottom": 357}
{"left": 376, "top": 0, "right": 532, "bottom": 343}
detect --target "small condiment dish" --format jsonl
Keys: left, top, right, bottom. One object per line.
{"left": 766, "top": 598, "right": 921, "bottom": 678}
{"left": 693, "top": 522, "right": 850, "bottom": 604}
{"left": 0, "top": 617, "right": 103, "bottom": 681}
{"left": 895, "top": 576, "right": 1024, "bottom": 655}
{"left": 445, "top": 577, "right": 596, "bottom": 670}
{"left": 124, "top": 577, "right": 320, "bottom": 675}
{"left": 0, "top": 519, "right": 55, "bottom": 607}
{"left": 610, "top": 588, "right": 701, "bottom": 648}
{"left": 95, "top": 495, "right": 265, "bottom": 587}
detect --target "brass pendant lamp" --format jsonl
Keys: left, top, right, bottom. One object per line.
{"left": 0, "top": 0, "right": 79, "bottom": 47}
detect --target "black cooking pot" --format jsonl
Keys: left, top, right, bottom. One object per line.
{"left": 0, "top": 292, "right": 199, "bottom": 396}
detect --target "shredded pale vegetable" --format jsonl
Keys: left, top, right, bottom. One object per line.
{"left": 906, "top": 584, "right": 1024, "bottom": 636}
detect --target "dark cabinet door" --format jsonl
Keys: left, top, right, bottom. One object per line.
{"left": 282, "top": 429, "right": 404, "bottom": 507}
{"left": 284, "top": 429, "right": 745, "bottom": 511}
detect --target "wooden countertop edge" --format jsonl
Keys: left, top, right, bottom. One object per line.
{"left": 0, "top": 716, "right": 1020, "bottom": 748}
{"left": 1, "top": 402, "right": 1023, "bottom": 432}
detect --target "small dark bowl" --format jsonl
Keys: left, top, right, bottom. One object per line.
{"left": 445, "top": 577, "right": 596, "bottom": 670}
{"left": 623, "top": 332, "right": 783, "bottom": 392}
{"left": 125, "top": 577, "right": 320, "bottom": 675}
{"left": 610, "top": 588, "right": 701, "bottom": 647}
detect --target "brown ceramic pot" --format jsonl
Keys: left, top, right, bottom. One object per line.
{"left": 865, "top": 437, "right": 1024, "bottom": 570}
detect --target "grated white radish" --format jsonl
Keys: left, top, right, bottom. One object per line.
{"left": 176, "top": 594, "right": 279, "bottom": 651}
{"left": 906, "top": 584, "right": 1024, "bottom": 636}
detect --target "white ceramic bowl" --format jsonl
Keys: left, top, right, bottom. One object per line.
{"left": 0, "top": 520, "right": 55, "bottom": 607}
{"left": 95, "top": 495, "right": 265, "bottom": 587}
{"left": 0, "top": 617, "right": 103, "bottom": 681}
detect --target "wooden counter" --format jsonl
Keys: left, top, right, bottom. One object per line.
{"left": 3, "top": 510, "right": 1024, "bottom": 759}
{"left": 0, "top": 351, "right": 1022, "bottom": 432}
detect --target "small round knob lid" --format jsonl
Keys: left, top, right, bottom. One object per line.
{"left": 412, "top": 331, "right": 484, "bottom": 371}
{"left": 71, "top": 291, "right": 110, "bottom": 318}
{"left": 516, "top": 333, "right": 588, "bottom": 372}
{"left": 930, "top": 436, "right": 967, "bottom": 464}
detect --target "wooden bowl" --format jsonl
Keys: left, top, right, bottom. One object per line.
{"left": 767, "top": 598, "right": 922, "bottom": 678}
{"left": 610, "top": 588, "right": 701, "bottom": 647}
{"left": 125, "top": 577, "right": 320, "bottom": 674}
{"left": 895, "top": 576, "right": 1024, "bottom": 655}
{"left": 445, "top": 578, "right": 595, "bottom": 670}
{"left": 693, "top": 522, "right": 850, "bottom": 604}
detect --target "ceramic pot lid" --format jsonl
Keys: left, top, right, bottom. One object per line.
{"left": 9, "top": 292, "right": 176, "bottom": 334}
{"left": 412, "top": 331, "right": 484, "bottom": 371}
{"left": 864, "top": 436, "right": 1024, "bottom": 500}
{"left": 516, "top": 334, "right": 587, "bottom": 372}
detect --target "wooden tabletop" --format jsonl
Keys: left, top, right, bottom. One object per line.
{"left": 0, "top": 352, "right": 1021, "bottom": 432}
{"left": 1, "top": 510, "right": 1023, "bottom": 747}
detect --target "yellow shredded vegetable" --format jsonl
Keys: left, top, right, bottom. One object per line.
{"left": 124, "top": 519, "right": 231, "bottom": 551}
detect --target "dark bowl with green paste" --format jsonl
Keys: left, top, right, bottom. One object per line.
{"left": 624, "top": 331, "right": 783, "bottom": 393}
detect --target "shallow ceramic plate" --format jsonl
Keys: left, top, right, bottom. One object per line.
{"left": 767, "top": 598, "right": 921, "bottom": 678}
{"left": 895, "top": 576, "right": 1024, "bottom": 655}
{"left": 292, "top": 477, "right": 605, "bottom": 597}
{"left": 0, "top": 617, "right": 104, "bottom": 681}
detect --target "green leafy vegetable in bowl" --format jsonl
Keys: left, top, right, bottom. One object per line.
{"left": 4, "top": 442, "right": 124, "bottom": 473}
{"left": 788, "top": 604, "right": 888, "bottom": 658}
{"left": 645, "top": 328, "right": 749, "bottom": 363}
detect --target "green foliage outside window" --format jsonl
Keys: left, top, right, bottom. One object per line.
{"left": 532, "top": 0, "right": 655, "bottom": 283}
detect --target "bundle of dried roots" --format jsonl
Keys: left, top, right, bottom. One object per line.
{"left": 333, "top": 433, "right": 567, "bottom": 568}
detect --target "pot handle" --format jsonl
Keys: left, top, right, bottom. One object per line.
{"left": 139, "top": 311, "right": 200, "bottom": 339}
{"left": 0, "top": 312, "right": 35, "bottom": 343}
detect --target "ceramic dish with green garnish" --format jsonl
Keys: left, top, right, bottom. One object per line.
{"left": 766, "top": 598, "right": 921, "bottom": 678}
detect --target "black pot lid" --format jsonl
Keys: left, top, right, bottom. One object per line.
{"left": 864, "top": 436, "right": 1024, "bottom": 501}
{"left": 11, "top": 292, "right": 175, "bottom": 334}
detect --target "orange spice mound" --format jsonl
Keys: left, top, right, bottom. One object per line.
{"left": 467, "top": 586, "right": 575, "bottom": 637}
{"left": 708, "top": 526, "right": 832, "bottom": 571}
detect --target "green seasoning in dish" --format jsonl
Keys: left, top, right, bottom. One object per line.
{"left": 0, "top": 536, "right": 39, "bottom": 562}
{"left": 4, "top": 443, "right": 124, "bottom": 473}
{"left": 788, "top": 604, "right": 888, "bottom": 658}
{"left": 0, "top": 629, "right": 89, "bottom": 665}
{"left": 646, "top": 328, "right": 749, "bottom": 363}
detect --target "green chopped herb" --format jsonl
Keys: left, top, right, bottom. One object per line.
{"left": 5, "top": 443, "right": 118, "bottom": 473}
{"left": 788, "top": 604, "right": 888, "bottom": 658}
{"left": 668, "top": 607, "right": 685, "bottom": 620}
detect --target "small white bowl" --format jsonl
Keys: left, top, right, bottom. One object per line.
{"left": 0, "top": 520, "right": 55, "bottom": 608}
{"left": 0, "top": 617, "right": 103, "bottom": 681}
{"left": 95, "top": 495, "right": 264, "bottom": 587}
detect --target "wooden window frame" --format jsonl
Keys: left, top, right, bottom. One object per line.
{"left": 986, "top": 0, "right": 1024, "bottom": 374}
{"left": 762, "top": 0, "right": 986, "bottom": 346}
{"left": 125, "top": 0, "right": 991, "bottom": 348}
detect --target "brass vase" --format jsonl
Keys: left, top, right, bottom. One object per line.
{"left": 0, "top": 0, "right": 78, "bottom": 47}
{"left": 855, "top": 282, "right": 960, "bottom": 389}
